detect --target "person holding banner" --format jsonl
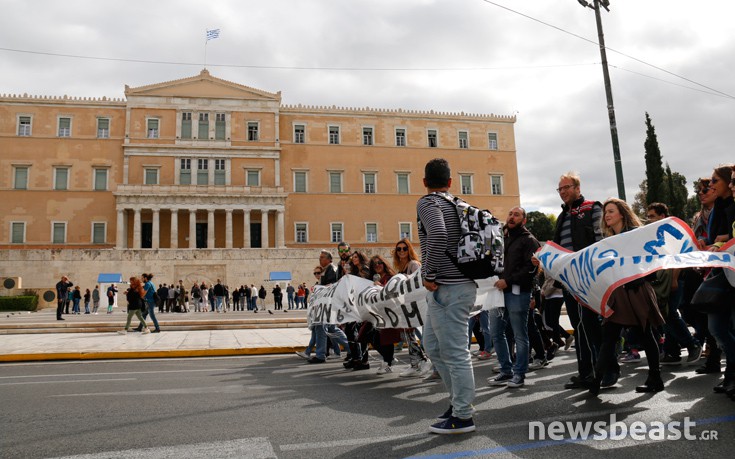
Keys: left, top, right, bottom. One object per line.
{"left": 343, "top": 250, "right": 371, "bottom": 370}
{"left": 589, "top": 198, "right": 665, "bottom": 395}
{"left": 417, "top": 158, "right": 477, "bottom": 434}
{"left": 550, "top": 172, "right": 606, "bottom": 390}
{"left": 368, "top": 255, "right": 400, "bottom": 375}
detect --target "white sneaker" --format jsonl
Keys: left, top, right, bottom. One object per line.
{"left": 117, "top": 330, "right": 127, "bottom": 335}
{"left": 528, "top": 359, "right": 549, "bottom": 370}
{"left": 399, "top": 365, "right": 421, "bottom": 378}
{"left": 418, "top": 359, "right": 433, "bottom": 376}
{"left": 326, "top": 354, "right": 341, "bottom": 360}
{"left": 295, "top": 351, "right": 310, "bottom": 360}
{"left": 141, "top": 328, "right": 151, "bottom": 334}
{"left": 376, "top": 362, "right": 393, "bottom": 375}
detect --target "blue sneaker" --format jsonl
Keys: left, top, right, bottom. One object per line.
{"left": 429, "top": 416, "right": 476, "bottom": 434}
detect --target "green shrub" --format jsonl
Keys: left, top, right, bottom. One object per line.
{"left": 0, "top": 296, "right": 39, "bottom": 311}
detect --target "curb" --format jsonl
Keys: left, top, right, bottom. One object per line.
{"left": 0, "top": 346, "right": 300, "bottom": 362}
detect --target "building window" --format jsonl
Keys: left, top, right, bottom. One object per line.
{"left": 215, "top": 113, "right": 226, "bottom": 140}
{"left": 294, "top": 124, "right": 305, "bottom": 144}
{"left": 295, "top": 223, "right": 308, "bottom": 243}
{"left": 92, "top": 222, "right": 106, "bottom": 244}
{"left": 144, "top": 168, "right": 159, "bottom": 185}
{"left": 460, "top": 174, "right": 473, "bottom": 195}
{"left": 214, "top": 159, "right": 226, "bottom": 185}
{"left": 363, "top": 172, "right": 376, "bottom": 194}
{"left": 395, "top": 128, "right": 406, "bottom": 147}
{"left": 458, "top": 131, "right": 468, "bottom": 149}
{"left": 197, "top": 159, "right": 209, "bottom": 185}
{"left": 363, "top": 127, "right": 373, "bottom": 146}
{"left": 97, "top": 118, "right": 110, "bottom": 138}
{"left": 246, "top": 169, "right": 260, "bottom": 187}
{"left": 11, "top": 222, "right": 25, "bottom": 244}
{"left": 491, "top": 174, "right": 503, "bottom": 195}
{"left": 180, "top": 158, "right": 191, "bottom": 185}
{"left": 294, "top": 171, "right": 307, "bottom": 193}
{"left": 18, "top": 116, "right": 32, "bottom": 136}
{"left": 94, "top": 168, "right": 108, "bottom": 191}
{"left": 399, "top": 223, "right": 412, "bottom": 240}
{"left": 54, "top": 167, "right": 69, "bottom": 190}
{"left": 198, "top": 113, "right": 209, "bottom": 139}
{"left": 328, "top": 126, "right": 340, "bottom": 145}
{"left": 13, "top": 166, "right": 29, "bottom": 190}
{"left": 397, "top": 173, "right": 409, "bottom": 194}
{"left": 428, "top": 129, "right": 438, "bottom": 148}
{"left": 247, "top": 121, "right": 259, "bottom": 141}
{"left": 52, "top": 222, "right": 67, "bottom": 244}
{"left": 146, "top": 118, "right": 159, "bottom": 139}
{"left": 181, "top": 112, "right": 192, "bottom": 139}
{"left": 366, "top": 223, "right": 378, "bottom": 243}
{"left": 329, "top": 172, "right": 342, "bottom": 193}
{"left": 58, "top": 117, "right": 71, "bottom": 137}
{"left": 488, "top": 132, "right": 498, "bottom": 150}
{"left": 331, "top": 223, "right": 343, "bottom": 243}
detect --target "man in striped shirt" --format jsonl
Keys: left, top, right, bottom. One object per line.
{"left": 551, "top": 172, "right": 605, "bottom": 390}
{"left": 418, "top": 158, "right": 478, "bottom": 435}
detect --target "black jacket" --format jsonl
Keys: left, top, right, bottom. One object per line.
{"left": 709, "top": 196, "right": 735, "bottom": 244}
{"left": 501, "top": 225, "right": 540, "bottom": 292}
{"left": 553, "top": 195, "right": 602, "bottom": 251}
{"left": 320, "top": 264, "right": 338, "bottom": 286}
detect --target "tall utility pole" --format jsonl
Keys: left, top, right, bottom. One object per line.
{"left": 580, "top": 0, "right": 626, "bottom": 200}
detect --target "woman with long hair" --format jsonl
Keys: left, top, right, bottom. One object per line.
{"left": 118, "top": 277, "right": 150, "bottom": 334}
{"left": 349, "top": 251, "right": 372, "bottom": 279}
{"left": 391, "top": 239, "right": 432, "bottom": 377}
{"left": 702, "top": 164, "right": 735, "bottom": 398}
{"left": 342, "top": 251, "right": 371, "bottom": 370}
{"left": 590, "top": 198, "right": 665, "bottom": 395}
{"left": 364, "top": 255, "right": 400, "bottom": 374}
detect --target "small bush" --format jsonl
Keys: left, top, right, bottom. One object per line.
{"left": 0, "top": 296, "right": 39, "bottom": 311}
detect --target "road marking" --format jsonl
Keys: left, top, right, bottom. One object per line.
{"left": 51, "top": 437, "right": 276, "bottom": 458}
{"left": 0, "top": 368, "right": 237, "bottom": 380}
{"left": 48, "top": 385, "right": 290, "bottom": 397}
{"left": 0, "top": 378, "right": 135, "bottom": 386}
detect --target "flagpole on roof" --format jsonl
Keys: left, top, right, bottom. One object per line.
{"left": 204, "top": 28, "right": 208, "bottom": 69}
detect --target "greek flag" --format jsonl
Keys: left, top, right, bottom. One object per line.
{"left": 206, "top": 29, "right": 220, "bottom": 41}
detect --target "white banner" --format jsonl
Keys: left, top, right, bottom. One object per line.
{"left": 536, "top": 217, "right": 735, "bottom": 317}
{"left": 307, "top": 271, "right": 505, "bottom": 328}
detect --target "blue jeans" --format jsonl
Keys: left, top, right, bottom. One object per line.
{"left": 708, "top": 307, "right": 735, "bottom": 371}
{"left": 215, "top": 296, "right": 224, "bottom": 312}
{"left": 467, "top": 310, "right": 493, "bottom": 353}
{"left": 490, "top": 291, "right": 531, "bottom": 376}
{"left": 423, "top": 282, "right": 477, "bottom": 420}
{"left": 314, "top": 324, "right": 348, "bottom": 360}
{"left": 143, "top": 298, "right": 160, "bottom": 330}
{"left": 72, "top": 298, "right": 80, "bottom": 314}
{"left": 287, "top": 293, "right": 295, "bottom": 309}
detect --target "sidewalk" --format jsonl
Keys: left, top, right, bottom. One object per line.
{"left": 0, "top": 308, "right": 572, "bottom": 363}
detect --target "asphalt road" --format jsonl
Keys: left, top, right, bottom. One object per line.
{"left": 1, "top": 352, "right": 733, "bottom": 459}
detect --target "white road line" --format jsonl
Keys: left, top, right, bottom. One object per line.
{"left": 0, "top": 378, "right": 135, "bottom": 386}
{"left": 0, "top": 368, "right": 237, "bottom": 379}
{"left": 51, "top": 437, "right": 276, "bottom": 459}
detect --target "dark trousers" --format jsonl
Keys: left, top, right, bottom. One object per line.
{"left": 598, "top": 322, "right": 658, "bottom": 378}
{"left": 543, "top": 297, "right": 569, "bottom": 344}
{"left": 528, "top": 310, "right": 546, "bottom": 360}
{"left": 56, "top": 299, "right": 64, "bottom": 319}
{"left": 564, "top": 289, "right": 602, "bottom": 379}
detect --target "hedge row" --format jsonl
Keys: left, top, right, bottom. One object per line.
{"left": 0, "top": 296, "right": 39, "bottom": 311}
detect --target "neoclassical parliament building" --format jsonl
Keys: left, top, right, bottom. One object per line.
{"left": 0, "top": 70, "right": 519, "bottom": 294}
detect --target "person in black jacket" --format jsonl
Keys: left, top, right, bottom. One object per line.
{"left": 550, "top": 172, "right": 606, "bottom": 390}
{"left": 55, "top": 276, "right": 73, "bottom": 320}
{"left": 487, "top": 207, "right": 540, "bottom": 389}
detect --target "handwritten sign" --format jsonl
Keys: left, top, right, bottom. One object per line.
{"left": 307, "top": 271, "right": 505, "bottom": 327}
{"left": 536, "top": 217, "right": 735, "bottom": 317}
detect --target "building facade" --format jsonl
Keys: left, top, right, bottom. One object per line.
{"left": 0, "top": 70, "right": 518, "bottom": 292}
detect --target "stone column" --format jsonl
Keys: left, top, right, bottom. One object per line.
{"left": 116, "top": 209, "right": 125, "bottom": 249}
{"left": 152, "top": 208, "right": 160, "bottom": 249}
{"left": 189, "top": 209, "right": 196, "bottom": 249}
{"left": 170, "top": 209, "right": 178, "bottom": 249}
{"left": 132, "top": 208, "right": 141, "bottom": 249}
{"left": 225, "top": 209, "right": 233, "bottom": 249}
{"left": 261, "top": 209, "right": 269, "bottom": 248}
{"left": 276, "top": 209, "right": 285, "bottom": 248}
{"left": 207, "top": 209, "right": 215, "bottom": 248}
{"left": 243, "top": 209, "right": 251, "bottom": 248}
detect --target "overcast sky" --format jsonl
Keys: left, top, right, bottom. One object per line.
{"left": 2, "top": 0, "right": 732, "bottom": 214}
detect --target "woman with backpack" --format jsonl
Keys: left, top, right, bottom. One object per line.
{"left": 117, "top": 277, "right": 150, "bottom": 335}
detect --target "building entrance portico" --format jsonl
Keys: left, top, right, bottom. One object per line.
{"left": 114, "top": 186, "right": 286, "bottom": 250}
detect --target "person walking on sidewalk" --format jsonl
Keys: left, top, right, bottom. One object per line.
{"left": 137, "top": 273, "right": 161, "bottom": 333}
{"left": 417, "top": 158, "right": 478, "bottom": 434}
{"left": 83, "top": 288, "right": 91, "bottom": 314}
{"left": 106, "top": 284, "right": 117, "bottom": 314}
{"left": 92, "top": 285, "right": 100, "bottom": 314}
{"left": 118, "top": 277, "right": 150, "bottom": 335}
{"left": 55, "top": 276, "right": 73, "bottom": 320}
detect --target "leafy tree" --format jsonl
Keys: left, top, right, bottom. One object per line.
{"left": 525, "top": 211, "right": 556, "bottom": 242}
{"left": 644, "top": 112, "right": 665, "bottom": 205}
{"left": 632, "top": 170, "right": 689, "bottom": 220}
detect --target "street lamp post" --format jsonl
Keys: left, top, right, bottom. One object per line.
{"left": 579, "top": 0, "right": 626, "bottom": 200}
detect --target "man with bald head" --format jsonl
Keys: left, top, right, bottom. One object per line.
{"left": 488, "top": 207, "right": 540, "bottom": 389}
